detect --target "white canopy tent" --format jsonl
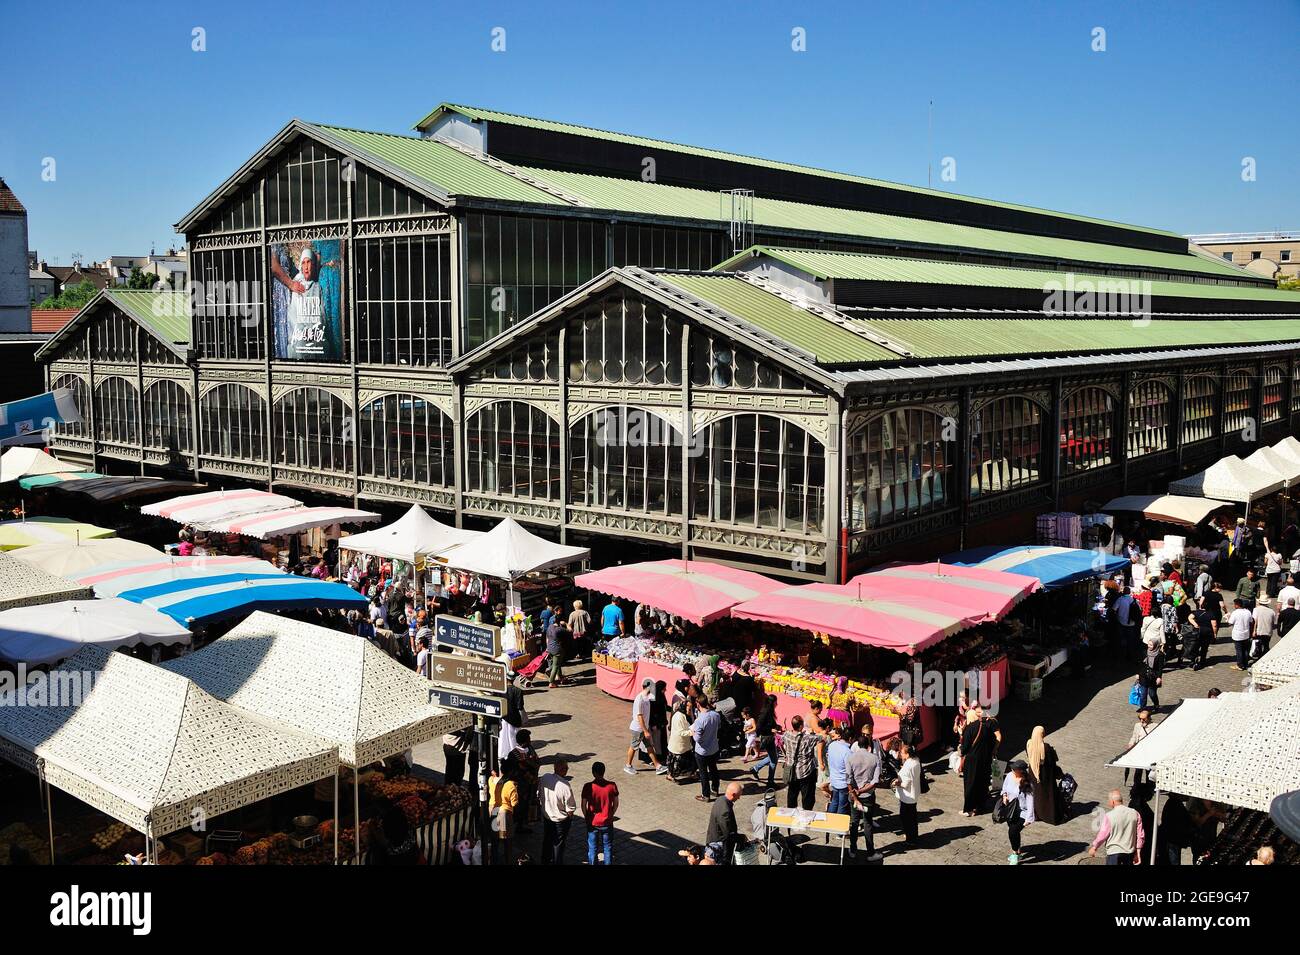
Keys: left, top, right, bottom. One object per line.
{"left": 0, "top": 646, "right": 339, "bottom": 861}
{"left": 1168, "top": 454, "right": 1284, "bottom": 507}
{"left": 8, "top": 536, "right": 162, "bottom": 578}
{"left": 1108, "top": 698, "right": 1223, "bottom": 772}
{"left": 202, "top": 505, "right": 381, "bottom": 540}
{"left": 1102, "top": 494, "right": 1235, "bottom": 527}
{"left": 0, "top": 598, "right": 191, "bottom": 667}
{"left": 0, "top": 447, "right": 88, "bottom": 484}
{"left": 439, "top": 517, "right": 590, "bottom": 581}
{"left": 0, "top": 552, "right": 91, "bottom": 613}
{"left": 165, "top": 611, "right": 469, "bottom": 862}
{"left": 1244, "top": 446, "right": 1300, "bottom": 487}
{"left": 1252, "top": 620, "right": 1300, "bottom": 689}
{"left": 338, "top": 504, "right": 481, "bottom": 563}
{"left": 1271, "top": 435, "right": 1300, "bottom": 465}
{"left": 140, "top": 488, "right": 301, "bottom": 527}
{"left": 1158, "top": 680, "right": 1300, "bottom": 814}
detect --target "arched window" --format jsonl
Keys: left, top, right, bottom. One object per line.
{"left": 273, "top": 388, "right": 352, "bottom": 473}
{"left": 199, "top": 384, "right": 266, "bottom": 462}
{"left": 1127, "top": 380, "right": 1173, "bottom": 458}
{"left": 848, "top": 409, "right": 951, "bottom": 530}
{"left": 1223, "top": 370, "right": 1254, "bottom": 435}
{"left": 142, "top": 380, "right": 192, "bottom": 455}
{"left": 970, "top": 397, "right": 1045, "bottom": 497}
{"left": 464, "top": 401, "right": 560, "bottom": 500}
{"left": 1182, "top": 375, "right": 1218, "bottom": 445}
{"left": 1263, "top": 366, "right": 1285, "bottom": 424}
{"left": 569, "top": 407, "right": 684, "bottom": 514}
{"left": 93, "top": 376, "right": 138, "bottom": 446}
{"left": 692, "top": 414, "right": 825, "bottom": 534}
{"left": 51, "top": 374, "right": 89, "bottom": 439}
{"left": 565, "top": 294, "right": 685, "bottom": 386}
{"left": 1060, "top": 388, "right": 1115, "bottom": 474}
{"left": 357, "top": 394, "right": 454, "bottom": 487}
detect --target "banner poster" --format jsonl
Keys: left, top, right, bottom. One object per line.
{"left": 269, "top": 239, "right": 343, "bottom": 360}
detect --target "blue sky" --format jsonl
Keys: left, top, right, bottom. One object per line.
{"left": 2, "top": 0, "right": 1297, "bottom": 264}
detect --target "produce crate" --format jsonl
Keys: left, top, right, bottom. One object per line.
{"left": 1014, "top": 677, "right": 1043, "bottom": 702}
{"left": 1010, "top": 657, "right": 1048, "bottom": 682}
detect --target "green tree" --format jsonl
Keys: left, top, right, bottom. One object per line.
{"left": 35, "top": 281, "right": 98, "bottom": 310}
{"left": 125, "top": 267, "right": 161, "bottom": 290}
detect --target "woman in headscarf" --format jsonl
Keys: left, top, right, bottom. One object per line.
{"left": 1024, "top": 725, "right": 1061, "bottom": 825}
{"left": 958, "top": 705, "right": 1001, "bottom": 816}
{"left": 649, "top": 680, "right": 670, "bottom": 764}
{"left": 667, "top": 699, "right": 696, "bottom": 779}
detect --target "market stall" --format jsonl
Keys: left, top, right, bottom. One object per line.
{"left": 1169, "top": 454, "right": 1284, "bottom": 510}
{"left": 8, "top": 536, "right": 162, "bottom": 577}
{"left": 0, "top": 447, "right": 88, "bottom": 484}
{"left": 46, "top": 475, "right": 206, "bottom": 504}
{"left": 201, "top": 505, "right": 380, "bottom": 539}
{"left": 166, "top": 612, "right": 471, "bottom": 864}
{"left": 140, "top": 488, "right": 301, "bottom": 526}
{"left": 0, "top": 516, "right": 115, "bottom": 550}
{"left": 0, "top": 597, "right": 191, "bottom": 667}
{"left": 1252, "top": 620, "right": 1300, "bottom": 689}
{"left": 16, "top": 471, "right": 102, "bottom": 491}
{"left": 576, "top": 559, "right": 784, "bottom": 625}
{"left": 0, "top": 551, "right": 92, "bottom": 612}
{"left": 943, "top": 545, "right": 1129, "bottom": 589}
{"left": 1101, "top": 494, "right": 1235, "bottom": 528}
{"left": 1244, "top": 446, "right": 1300, "bottom": 488}
{"left": 339, "top": 504, "right": 481, "bottom": 563}
{"left": 1106, "top": 697, "right": 1222, "bottom": 776}
{"left": 0, "top": 645, "right": 340, "bottom": 864}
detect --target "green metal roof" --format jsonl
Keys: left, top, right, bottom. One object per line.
{"left": 104, "top": 289, "right": 191, "bottom": 345}
{"left": 314, "top": 125, "right": 560, "bottom": 204}
{"left": 851, "top": 316, "right": 1300, "bottom": 361}
{"left": 505, "top": 167, "right": 1252, "bottom": 283}
{"left": 716, "top": 246, "right": 1300, "bottom": 304}
{"left": 416, "top": 102, "right": 1179, "bottom": 241}
{"left": 656, "top": 273, "right": 897, "bottom": 364}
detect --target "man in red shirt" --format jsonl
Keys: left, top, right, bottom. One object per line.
{"left": 582, "top": 762, "right": 619, "bottom": 865}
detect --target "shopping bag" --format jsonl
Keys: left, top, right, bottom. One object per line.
{"left": 1127, "top": 682, "right": 1144, "bottom": 706}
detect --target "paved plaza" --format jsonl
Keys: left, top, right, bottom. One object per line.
{"left": 413, "top": 635, "right": 1246, "bottom": 865}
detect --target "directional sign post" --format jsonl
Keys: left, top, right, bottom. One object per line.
{"left": 429, "top": 689, "right": 503, "bottom": 719}
{"left": 433, "top": 614, "right": 501, "bottom": 659}
{"left": 428, "top": 652, "right": 510, "bottom": 696}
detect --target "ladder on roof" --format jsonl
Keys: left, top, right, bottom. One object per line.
{"left": 720, "top": 189, "right": 754, "bottom": 254}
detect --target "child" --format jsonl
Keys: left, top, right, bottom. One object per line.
{"left": 741, "top": 707, "right": 759, "bottom": 762}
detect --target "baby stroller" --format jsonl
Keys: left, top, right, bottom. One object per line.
{"left": 516, "top": 651, "right": 548, "bottom": 687}
{"left": 713, "top": 697, "right": 745, "bottom": 756}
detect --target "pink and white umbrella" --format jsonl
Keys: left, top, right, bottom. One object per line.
{"left": 203, "top": 506, "right": 381, "bottom": 539}
{"left": 140, "top": 489, "right": 300, "bottom": 526}
{"left": 575, "top": 559, "right": 785, "bottom": 624}
{"left": 70, "top": 555, "right": 276, "bottom": 597}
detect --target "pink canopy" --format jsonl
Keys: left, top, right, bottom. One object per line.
{"left": 203, "top": 506, "right": 381, "bottom": 539}
{"left": 575, "top": 559, "right": 785, "bottom": 624}
{"left": 730, "top": 562, "right": 1039, "bottom": 655}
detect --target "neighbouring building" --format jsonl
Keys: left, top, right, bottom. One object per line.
{"left": 101, "top": 251, "right": 188, "bottom": 289}
{"left": 1188, "top": 232, "right": 1300, "bottom": 281}
{"left": 37, "top": 103, "right": 1300, "bottom": 580}
{"left": 1, "top": 179, "right": 32, "bottom": 332}
{"left": 46, "top": 262, "right": 112, "bottom": 293}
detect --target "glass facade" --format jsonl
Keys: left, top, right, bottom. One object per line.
{"left": 273, "top": 388, "right": 352, "bottom": 474}
{"left": 265, "top": 139, "right": 344, "bottom": 227}
{"left": 848, "top": 409, "right": 952, "bottom": 530}
{"left": 464, "top": 400, "right": 561, "bottom": 500}
{"left": 192, "top": 246, "right": 264, "bottom": 361}
{"left": 91, "top": 310, "right": 136, "bottom": 361}
{"left": 1182, "top": 375, "right": 1218, "bottom": 445}
{"left": 691, "top": 414, "right": 825, "bottom": 534}
{"left": 1223, "top": 370, "right": 1254, "bottom": 435}
{"left": 690, "top": 327, "right": 801, "bottom": 390}
{"left": 93, "top": 376, "right": 138, "bottom": 446}
{"left": 566, "top": 292, "right": 683, "bottom": 386}
{"left": 1263, "top": 365, "right": 1284, "bottom": 424}
{"left": 1127, "top": 379, "right": 1173, "bottom": 458}
{"left": 970, "top": 397, "right": 1044, "bottom": 496}
{"left": 357, "top": 393, "right": 454, "bottom": 487}
{"left": 51, "top": 374, "right": 88, "bottom": 438}
{"left": 199, "top": 383, "right": 267, "bottom": 462}
{"left": 354, "top": 234, "right": 453, "bottom": 366}
{"left": 569, "top": 407, "right": 684, "bottom": 515}
{"left": 611, "top": 223, "right": 728, "bottom": 271}
{"left": 142, "top": 380, "right": 192, "bottom": 455}
{"left": 1060, "top": 388, "right": 1115, "bottom": 474}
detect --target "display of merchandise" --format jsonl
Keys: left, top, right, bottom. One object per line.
{"left": 1036, "top": 512, "right": 1082, "bottom": 548}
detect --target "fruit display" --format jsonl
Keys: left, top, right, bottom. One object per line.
{"left": 757, "top": 668, "right": 905, "bottom": 719}
{"left": 92, "top": 822, "right": 131, "bottom": 851}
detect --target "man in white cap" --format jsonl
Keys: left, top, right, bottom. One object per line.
{"left": 625, "top": 677, "right": 667, "bottom": 776}
{"left": 286, "top": 245, "right": 325, "bottom": 358}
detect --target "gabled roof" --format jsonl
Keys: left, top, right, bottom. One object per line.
{"left": 413, "top": 102, "right": 1178, "bottom": 242}
{"left": 451, "top": 265, "right": 1300, "bottom": 392}
{"left": 0, "top": 179, "right": 24, "bottom": 214}
{"left": 716, "top": 245, "right": 1300, "bottom": 307}
{"left": 30, "top": 309, "right": 78, "bottom": 333}
{"left": 174, "top": 119, "right": 1261, "bottom": 286}
{"left": 35, "top": 288, "right": 190, "bottom": 362}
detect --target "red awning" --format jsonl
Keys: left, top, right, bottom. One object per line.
{"left": 575, "top": 559, "right": 785, "bottom": 624}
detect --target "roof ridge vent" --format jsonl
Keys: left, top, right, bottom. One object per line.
{"left": 733, "top": 271, "right": 914, "bottom": 359}
{"left": 434, "top": 137, "right": 590, "bottom": 207}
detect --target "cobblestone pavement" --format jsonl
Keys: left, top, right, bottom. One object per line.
{"left": 412, "top": 636, "right": 1250, "bottom": 866}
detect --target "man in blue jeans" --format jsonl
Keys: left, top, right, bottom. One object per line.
{"left": 825, "top": 725, "right": 852, "bottom": 815}
{"left": 690, "top": 696, "right": 723, "bottom": 802}
{"left": 582, "top": 762, "right": 619, "bottom": 865}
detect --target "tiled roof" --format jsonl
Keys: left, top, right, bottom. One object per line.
{"left": 30, "top": 309, "right": 79, "bottom": 333}
{"left": 0, "top": 179, "right": 25, "bottom": 214}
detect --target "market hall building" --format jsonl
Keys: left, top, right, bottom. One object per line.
{"left": 37, "top": 103, "right": 1300, "bottom": 582}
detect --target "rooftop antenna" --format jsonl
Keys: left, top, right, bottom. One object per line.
{"left": 927, "top": 100, "right": 934, "bottom": 189}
